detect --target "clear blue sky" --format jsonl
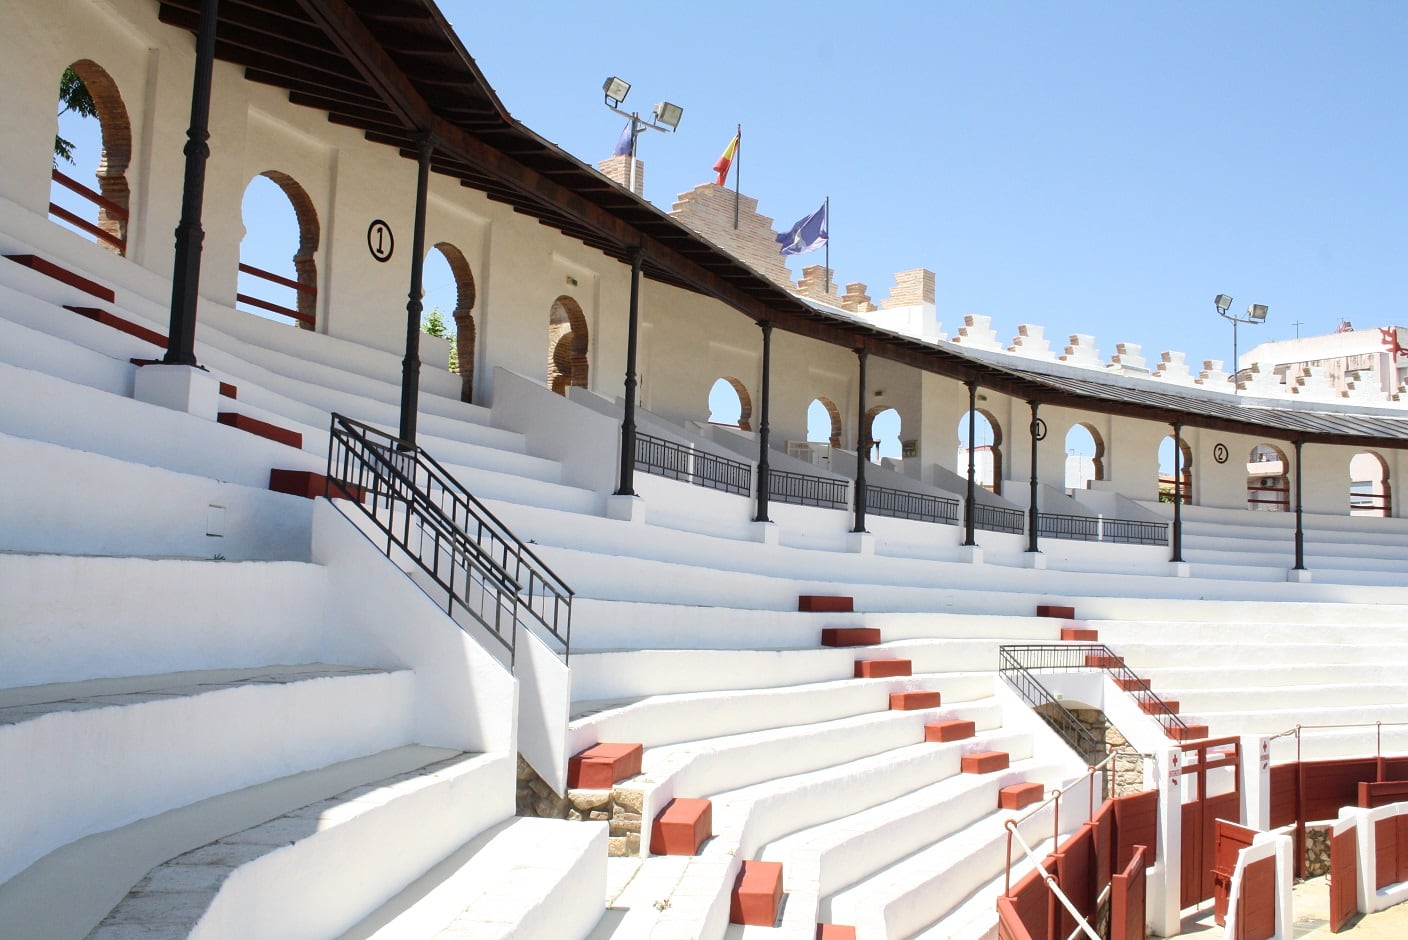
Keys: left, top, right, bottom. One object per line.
{"left": 443, "top": 0, "right": 1408, "bottom": 372}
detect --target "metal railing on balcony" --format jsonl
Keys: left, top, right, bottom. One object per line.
{"left": 237, "top": 262, "right": 315, "bottom": 327}
{"left": 635, "top": 432, "right": 752, "bottom": 496}
{"left": 769, "top": 467, "right": 849, "bottom": 510}
{"left": 868, "top": 485, "right": 961, "bottom": 526}
{"left": 326, "top": 414, "right": 572, "bottom": 662}
{"left": 49, "top": 168, "right": 127, "bottom": 254}
{"left": 1000, "top": 643, "right": 1190, "bottom": 738}
{"left": 1037, "top": 512, "right": 1169, "bottom": 546}
{"left": 973, "top": 502, "right": 1026, "bottom": 534}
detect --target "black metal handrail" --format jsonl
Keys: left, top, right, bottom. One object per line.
{"left": 326, "top": 414, "right": 572, "bottom": 661}
{"left": 635, "top": 432, "right": 752, "bottom": 496}
{"left": 997, "top": 646, "right": 1108, "bottom": 764}
{"left": 1000, "top": 643, "right": 1190, "bottom": 736}
{"left": 973, "top": 502, "right": 1025, "bottom": 534}
{"left": 1037, "top": 512, "right": 1100, "bottom": 542}
{"left": 769, "top": 467, "right": 849, "bottom": 510}
{"left": 1035, "top": 512, "right": 1169, "bottom": 546}
{"left": 868, "top": 485, "right": 961, "bottom": 525}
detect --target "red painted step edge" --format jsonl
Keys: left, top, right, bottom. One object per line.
{"left": 6, "top": 254, "right": 115, "bottom": 302}
{"left": 889, "top": 690, "right": 940, "bottom": 711}
{"left": 925, "top": 720, "right": 976, "bottom": 742}
{"left": 854, "top": 659, "right": 911, "bottom": 679}
{"left": 66, "top": 306, "right": 166, "bottom": 347}
{"left": 730, "top": 860, "right": 784, "bottom": 926}
{"left": 961, "top": 750, "right": 1010, "bottom": 774}
{"left": 649, "top": 797, "right": 712, "bottom": 856}
{"left": 1115, "top": 676, "right": 1150, "bottom": 692}
{"left": 821, "top": 627, "right": 881, "bottom": 647}
{"left": 816, "top": 926, "right": 858, "bottom": 940}
{"left": 799, "top": 595, "right": 854, "bottom": 613}
{"left": 567, "top": 742, "right": 643, "bottom": 789}
{"left": 1036, "top": 604, "right": 1075, "bottom": 619}
{"left": 217, "top": 412, "right": 303, "bottom": 450}
{"left": 999, "top": 782, "right": 1045, "bottom": 810}
{"left": 1060, "top": 627, "right": 1099, "bottom": 642}
{"left": 1084, "top": 654, "right": 1124, "bottom": 669}
{"left": 1167, "top": 724, "right": 1209, "bottom": 741}
{"left": 269, "top": 469, "right": 365, "bottom": 503}
{"left": 1140, "top": 699, "right": 1179, "bottom": 715}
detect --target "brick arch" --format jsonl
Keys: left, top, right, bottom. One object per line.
{"left": 710, "top": 376, "right": 752, "bottom": 431}
{"left": 432, "top": 241, "right": 477, "bottom": 402}
{"left": 864, "top": 405, "right": 901, "bottom": 460}
{"left": 63, "top": 60, "right": 132, "bottom": 255}
{"left": 1065, "top": 422, "right": 1106, "bottom": 483}
{"left": 256, "top": 170, "right": 320, "bottom": 330}
{"left": 810, "top": 396, "right": 842, "bottom": 448}
{"left": 548, "top": 295, "right": 588, "bottom": 395}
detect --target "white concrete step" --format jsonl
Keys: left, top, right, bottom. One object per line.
{"left": 456, "top": 462, "right": 605, "bottom": 515}
{"left": 1143, "top": 662, "right": 1408, "bottom": 691}
{"left": 89, "top": 750, "right": 514, "bottom": 940}
{"left": 908, "top": 833, "right": 1061, "bottom": 940}
{"left": 1106, "top": 640, "right": 1408, "bottom": 669}
{"left": 337, "top": 816, "right": 606, "bottom": 940}
{"left": 0, "top": 664, "right": 417, "bottom": 887}
{"left": 1165, "top": 681, "right": 1405, "bottom": 713}
{"left": 1187, "top": 700, "right": 1408, "bottom": 737}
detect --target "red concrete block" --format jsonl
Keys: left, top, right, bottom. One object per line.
{"left": 1114, "top": 676, "right": 1150, "bottom": 692}
{"left": 67, "top": 306, "right": 166, "bottom": 347}
{"left": 1084, "top": 654, "right": 1124, "bottom": 669}
{"left": 650, "top": 797, "right": 713, "bottom": 856}
{"left": 925, "top": 720, "right": 976, "bottom": 742}
{"left": 6, "top": 254, "right": 115, "bottom": 301}
{"left": 567, "top": 742, "right": 643, "bottom": 789}
{"left": 1167, "top": 724, "right": 1209, "bottom": 742}
{"left": 999, "top": 782, "right": 1045, "bottom": 810}
{"left": 889, "top": 690, "right": 940, "bottom": 711}
{"left": 1036, "top": 605, "right": 1076, "bottom": 619}
{"left": 961, "top": 750, "right": 1010, "bottom": 774}
{"left": 821, "top": 627, "right": 881, "bottom": 647}
{"left": 1140, "top": 699, "right": 1178, "bottom": 715}
{"left": 268, "top": 469, "right": 365, "bottom": 503}
{"left": 816, "top": 926, "right": 858, "bottom": 940}
{"left": 219, "top": 381, "right": 238, "bottom": 399}
{"left": 730, "top": 860, "right": 784, "bottom": 926}
{"left": 218, "top": 412, "right": 303, "bottom": 449}
{"left": 799, "top": 595, "right": 854, "bottom": 613}
{"left": 854, "top": 659, "right": 911, "bottom": 679}
{"left": 1060, "top": 627, "right": 1099, "bottom": 641}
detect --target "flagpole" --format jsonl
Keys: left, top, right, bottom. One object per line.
{"left": 733, "top": 124, "right": 741, "bottom": 229}
{"left": 824, "top": 196, "right": 830, "bottom": 295}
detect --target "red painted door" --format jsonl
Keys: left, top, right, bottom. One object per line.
{"left": 1330, "top": 824, "right": 1358, "bottom": 933}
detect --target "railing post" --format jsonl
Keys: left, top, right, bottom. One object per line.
{"left": 1027, "top": 400, "right": 1041, "bottom": 554}
{"left": 163, "top": 0, "right": 220, "bottom": 368}
{"left": 1292, "top": 438, "right": 1306, "bottom": 571}
{"left": 853, "top": 347, "right": 869, "bottom": 533}
{"left": 754, "top": 320, "right": 773, "bottom": 522}
{"left": 1170, "top": 421, "right": 1185, "bottom": 563}
{"left": 615, "top": 246, "right": 643, "bottom": 496}
{"left": 398, "top": 133, "right": 433, "bottom": 447}
{"left": 964, "top": 380, "right": 978, "bottom": 546}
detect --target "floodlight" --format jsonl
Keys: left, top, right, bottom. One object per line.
{"left": 603, "top": 76, "right": 631, "bottom": 107}
{"left": 1248, "top": 303, "right": 1268, "bottom": 322}
{"left": 652, "top": 101, "right": 684, "bottom": 131}
{"left": 1214, "top": 293, "right": 1232, "bottom": 313}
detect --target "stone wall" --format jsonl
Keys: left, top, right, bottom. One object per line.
{"left": 516, "top": 756, "right": 645, "bottom": 856}
{"left": 1036, "top": 703, "right": 1145, "bottom": 797}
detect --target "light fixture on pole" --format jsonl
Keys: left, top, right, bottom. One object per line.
{"left": 602, "top": 76, "right": 683, "bottom": 196}
{"left": 1214, "top": 293, "right": 1269, "bottom": 392}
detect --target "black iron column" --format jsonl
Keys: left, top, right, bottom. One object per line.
{"left": 163, "top": 0, "right": 220, "bottom": 367}
{"left": 1027, "top": 400, "right": 1040, "bottom": 554}
{"left": 1293, "top": 438, "right": 1306, "bottom": 570}
{"left": 398, "top": 134, "right": 433, "bottom": 446}
{"left": 853, "top": 348, "right": 869, "bottom": 533}
{"left": 615, "top": 247, "right": 644, "bottom": 496}
{"left": 963, "top": 381, "right": 978, "bottom": 546}
{"left": 754, "top": 320, "right": 773, "bottom": 522}
{"left": 1171, "top": 422, "right": 1184, "bottom": 563}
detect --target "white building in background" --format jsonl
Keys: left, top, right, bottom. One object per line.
{"left": 1241, "top": 324, "right": 1408, "bottom": 399}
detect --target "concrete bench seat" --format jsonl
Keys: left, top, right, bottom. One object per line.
{"left": 1160, "top": 680, "right": 1407, "bottom": 713}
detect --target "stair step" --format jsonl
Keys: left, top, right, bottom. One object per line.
{"left": 854, "top": 659, "right": 911, "bottom": 678}
{"left": 1037, "top": 605, "right": 1075, "bottom": 619}
{"left": 821, "top": 627, "right": 881, "bottom": 647}
{"left": 1085, "top": 653, "right": 1125, "bottom": 668}
{"left": 1061, "top": 627, "right": 1099, "bottom": 641}
{"left": 568, "top": 742, "right": 643, "bottom": 789}
{"left": 816, "top": 925, "right": 857, "bottom": 939}
{"left": 999, "top": 782, "right": 1045, "bottom": 810}
{"left": 925, "top": 720, "right": 976, "bottom": 743}
{"left": 800, "top": 595, "right": 855, "bottom": 613}
{"left": 961, "top": 751, "right": 1010, "bottom": 774}
{"left": 731, "top": 859, "right": 784, "bottom": 926}
{"left": 1168, "top": 724, "right": 1210, "bottom": 741}
{"left": 67, "top": 305, "right": 165, "bottom": 347}
{"left": 1141, "top": 698, "right": 1179, "bottom": 715}
{"left": 889, "top": 690, "right": 940, "bottom": 711}
{"left": 4, "top": 253, "right": 114, "bottom": 302}
{"left": 1115, "top": 676, "right": 1151, "bottom": 692}
{"left": 218, "top": 411, "right": 304, "bottom": 449}
{"left": 269, "top": 467, "right": 364, "bottom": 502}
{"left": 650, "top": 797, "right": 713, "bottom": 856}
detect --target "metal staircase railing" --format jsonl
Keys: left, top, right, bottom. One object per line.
{"left": 326, "top": 413, "right": 573, "bottom": 662}
{"left": 997, "top": 646, "right": 1108, "bottom": 765}
{"left": 1000, "top": 643, "right": 1190, "bottom": 737}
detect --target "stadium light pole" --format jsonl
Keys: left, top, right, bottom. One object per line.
{"left": 602, "top": 77, "right": 683, "bottom": 196}
{"left": 1214, "top": 294, "right": 1269, "bottom": 392}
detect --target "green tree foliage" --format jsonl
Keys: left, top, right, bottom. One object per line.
{"left": 54, "top": 68, "right": 97, "bottom": 167}
{"left": 421, "top": 307, "right": 459, "bottom": 372}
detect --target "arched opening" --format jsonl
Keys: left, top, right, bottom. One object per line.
{"left": 957, "top": 409, "right": 1002, "bottom": 494}
{"left": 1064, "top": 423, "right": 1105, "bottom": 489}
{"left": 865, "top": 406, "right": 901, "bottom": 463}
{"left": 1158, "top": 436, "right": 1193, "bottom": 504}
{"left": 808, "top": 397, "right": 842, "bottom": 448}
{"left": 427, "top": 242, "right": 476, "bottom": 402}
{"left": 1350, "top": 451, "right": 1391, "bottom": 517}
{"left": 237, "top": 171, "right": 320, "bottom": 330}
{"left": 707, "top": 377, "right": 751, "bottom": 430}
{"left": 49, "top": 60, "right": 131, "bottom": 255}
{"left": 548, "top": 295, "right": 588, "bottom": 395}
{"left": 1246, "top": 443, "right": 1289, "bottom": 511}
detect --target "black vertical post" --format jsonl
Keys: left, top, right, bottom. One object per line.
{"left": 1027, "top": 400, "right": 1040, "bottom": 553}
{"left": 964, "top": 380, "right": 978, "bottom": 546}
{"left": 398, "top": 134, "right": 433, "bottom": 447}
{"left": 615, "top": 247, "right": 644, "bottom": 496}
{"left": 1293, "top": 439, "right": 1306, "bottom": 570}
{"left": 163, "top": 0, "right": 220, "bottom": 367}
{"left": 753, "top": 320, "right": 773, "bottom": 522}
{"left": 853, "top": 347, "right": 868, "bottom": 533}
{"left": 1171, "top": 422, "right": 1184, "bottom": 563}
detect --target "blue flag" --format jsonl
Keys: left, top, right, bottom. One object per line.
{"left": 777, "top": 201, "right": 828, "bottom": 256}
{"left": 613, "top": 122, "right": 633, "bottom": 157}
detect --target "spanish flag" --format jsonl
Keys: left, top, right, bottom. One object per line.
{"left": 713, "top": 132, "right": 739, "bottom": 187}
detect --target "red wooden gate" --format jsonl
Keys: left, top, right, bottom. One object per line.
{"left": 1213, "top": 820, "right": 1258, "bottom": 925}
{"left": 1180, "top": 737, "right": 1242, "bottom": 908}
{"left": 1234, "top": 855, "right": 1278, "bottom": 940}
{"left": 1375, "top": 813, "right": 1408, "bottom": 890}
{"left": 1330, "top": 821, "right": 1358, "bottom": 932}
{"left": 1110, "top": 844, "right": 1147, "bottom": 940}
